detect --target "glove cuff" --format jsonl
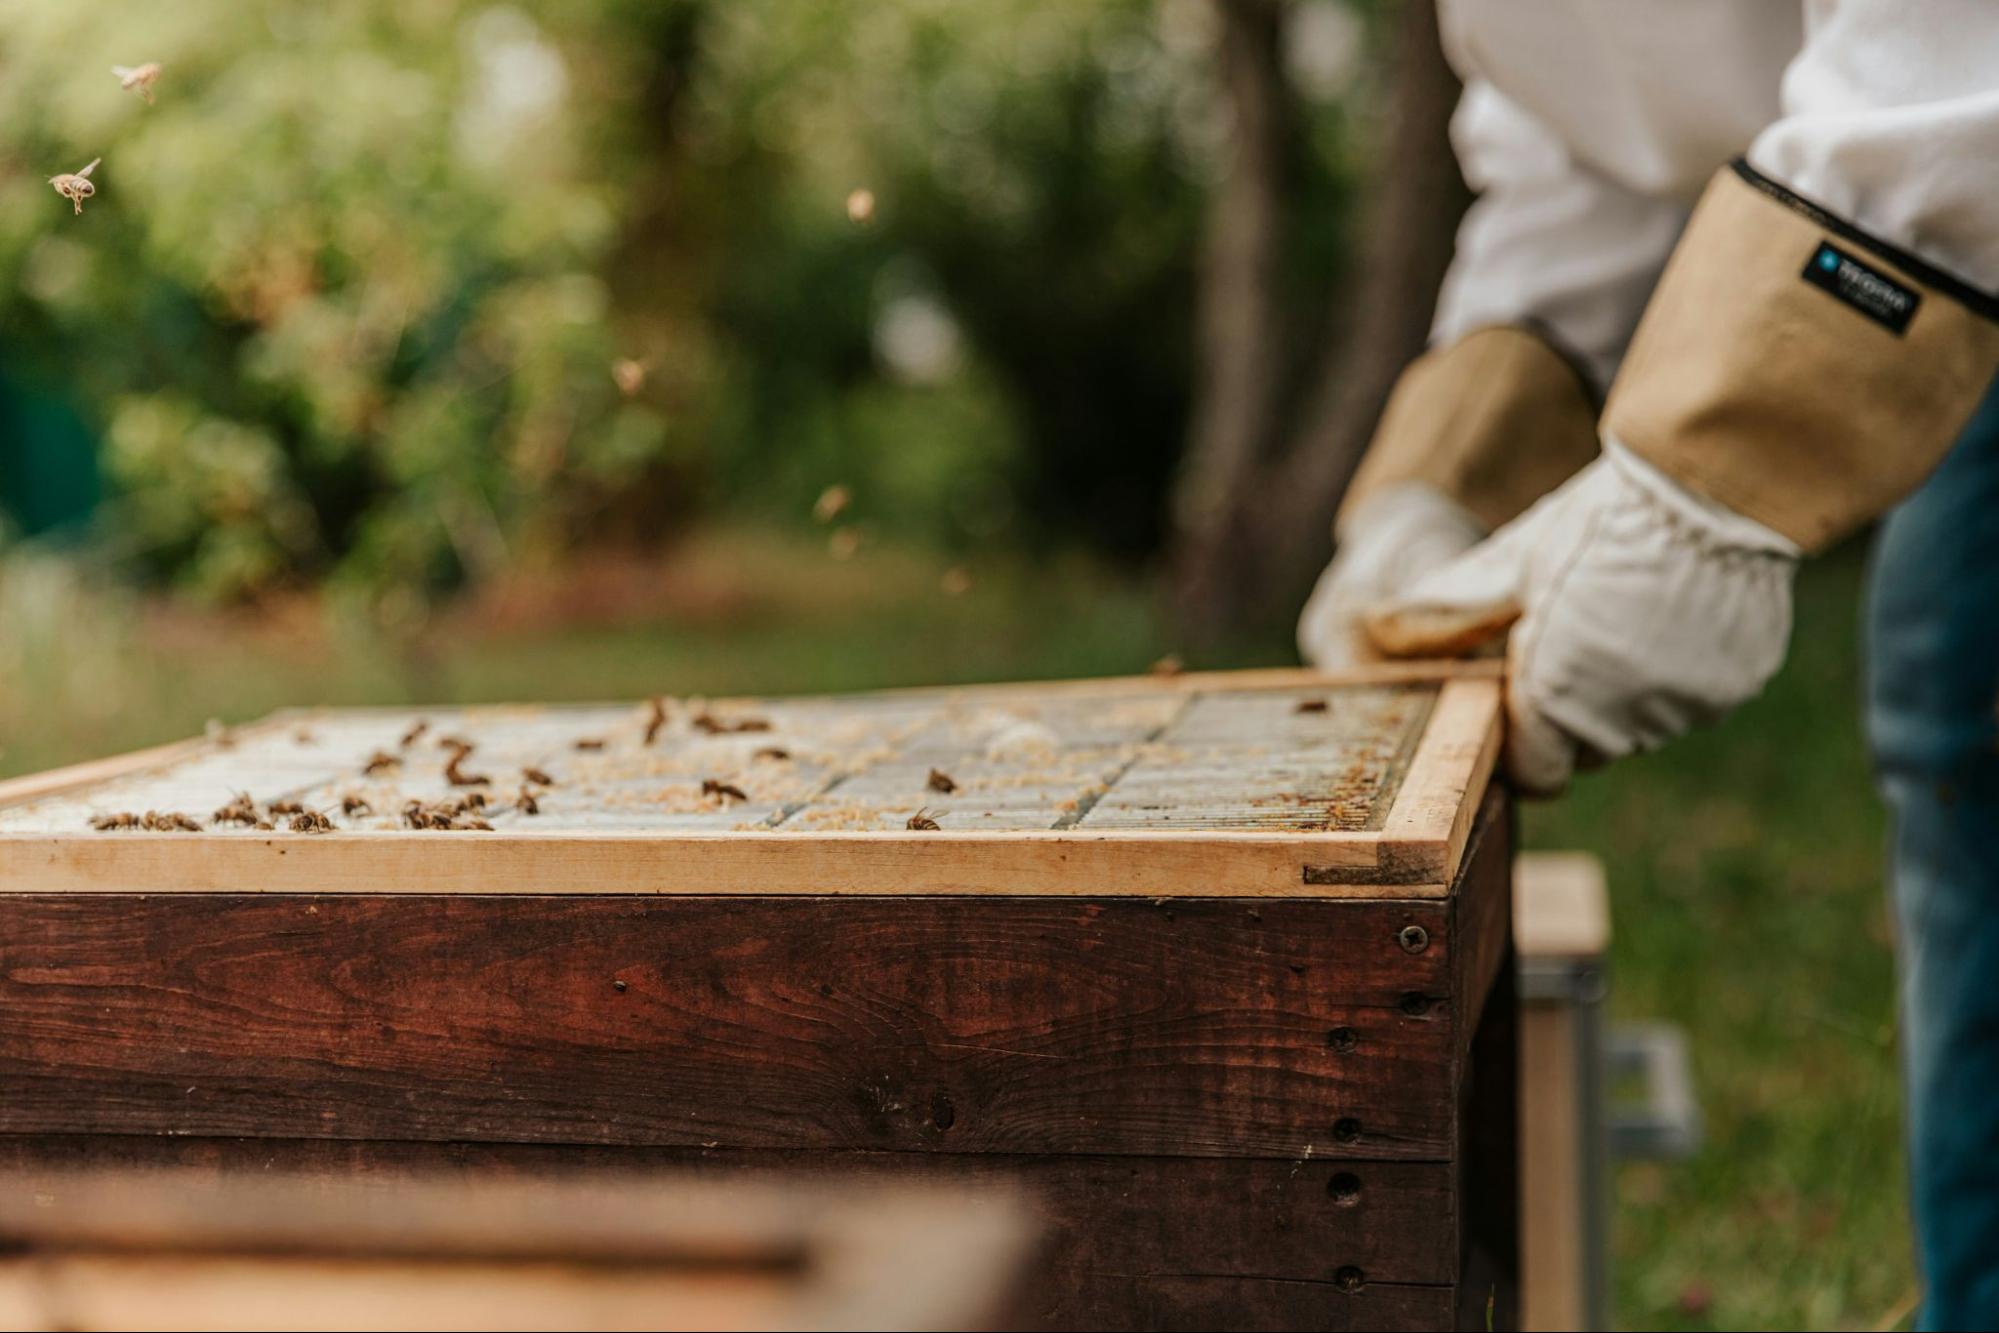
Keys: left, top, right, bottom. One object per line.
{"left": 1339, "top": 324, "right": 1601, "bottom": 534}
{"left": 1605, "top": 162, "right": 1999, "bottom": 553}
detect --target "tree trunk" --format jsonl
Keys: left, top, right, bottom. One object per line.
{"left": 1171, "top": 0, "right": 1291, "bottom": 635}
{"left": 1170, "top": 0, "right": 1470, "bottom": 642}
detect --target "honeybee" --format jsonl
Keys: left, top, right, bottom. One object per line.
{"left": 516, "top": 786, "right": 541, "bottom": 816}
{"left": 444, "top": 755, "right": 491, "bottom": 787}
{"left": 1149, "top": 653, "right": 1183, "bottom": 679}
{"left": 691, "top": 713, "right": 770, "bottom": 735}
{"left": 523, "top": 766, "right": 556, "bottom": 787}
{"left": 1294, "top": 698, "right": 1329, "bottom": 714}
{"left": 753, "top": 747, "right": 791, "bottom": 762}
{"left": 267, "top": 799, "right": 306, "bottom": 816}
{"left": 906, "top": 808, "right": 942, "bottom": 831}
{"left": 363, "top": 750, "right": 401, "bottom": 776}
{"left": 573, "top": 737, "right": 606, "bottom": 752}
{"left": 213, "top": 792, "right": 261, "bottom": 826}
{"left": 289, "top": 811, "right": 334, "bottom": 834}
{"left": 612, "top": 358, "right": 647, "bottom": 396}
{"left": 403, "top": 799, "right": 457, "bottom": 830}
{"left": 112, "top": 62, "right": 161, "bottom": 103}
{"left": 90, "top": 812, "right": 141, "bottom": 831}
{"left": 643, "top": 697, "right": 668, "bottom": 746}
{"left": 341, "top": 795, "right": 372, "bottom": 817}
{"left": 48, "top": 158, "right": 99, "bottom": 215}
{"left": 143, "top": 811, "right": 201, "bottom": 832}
{"left": 702, "top": 778, "right": 749, "bottom": 805}
{"left": 926, "top": 768, "right": 958, "bottom": 795}
{"left": 400, "top": 719, "right": 430, "bottom": 748}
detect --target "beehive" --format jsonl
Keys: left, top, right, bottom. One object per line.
{"left": 0, "top": 663, "right": 1514, "bottom": 1331}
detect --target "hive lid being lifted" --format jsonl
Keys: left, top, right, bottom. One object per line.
{"left": 0, "top": 664, "right": 1500, "bottom": 898}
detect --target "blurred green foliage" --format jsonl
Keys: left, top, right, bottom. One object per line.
{"left": 0, "top": 2, "right": 671, "bottom": 607}
{"left": 0, "top": 0, "right": 1375, "bottom": 599}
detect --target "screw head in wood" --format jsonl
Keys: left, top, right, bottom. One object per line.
{"left": 1326, "top": 1026, "right": 1358, "bottom": 1053}
{"left": 1398, "top": 992, "right": 1431, "bottom": 1017}
{"left": 1333, "top": 1117, "right": 1361, "bottom": 1144}
{"left": 1334, "top": 1266, "right": 1365, "bottom": 1292}
{"left": 1397, "top": 924, "right": 1429, "bottom": 954}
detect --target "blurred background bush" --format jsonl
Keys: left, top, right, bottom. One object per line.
{"left": 0, "top": 3, "right": 1914, "bottom": 1328}
{"left": 0, "top": 0, "right": 1406, "bottom": 613}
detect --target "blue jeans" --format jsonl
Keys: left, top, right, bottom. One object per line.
{"left": 1866, "top": 376, "right": 1999, "bottom": 1330}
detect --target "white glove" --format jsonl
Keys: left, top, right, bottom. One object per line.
{"left": 1297, "top": 484, "right": 1487, "bottom": 669}
{"left": 1363, "top": 439, "right": 1799, "bottom": 794}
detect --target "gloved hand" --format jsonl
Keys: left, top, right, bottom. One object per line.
{"left": 1362, "top": 438, "right": 1800, "bottom": 794}
{"left": 1297, "top": 484, "right": 1487, "bottom": 669}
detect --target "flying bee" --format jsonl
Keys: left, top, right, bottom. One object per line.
{"left": 48, "top": 158, "right": 99, "bottom": 215}
{"left": 112, "top": 62, "right": 161, "bottom": 103}
{"left": 702, "top": 778, "right": 749, "bottom": 805}
{"left": 906, "top": 808, "right": 942, "bottom": 831}
{"left": 927, "top": 768, "right": 958, "bottom": 795}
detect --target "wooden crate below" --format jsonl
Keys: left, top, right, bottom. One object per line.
{"left": 0, "top": 1163, "right": 1032, "bottom": 1332}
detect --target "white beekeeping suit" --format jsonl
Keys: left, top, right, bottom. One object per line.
{"left": 1300, "top": 0, "right": 1999, "bottom": 792}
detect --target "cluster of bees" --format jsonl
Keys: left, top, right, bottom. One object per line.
{"left": 87, "top": 693, "right": 994, "bottom": 835}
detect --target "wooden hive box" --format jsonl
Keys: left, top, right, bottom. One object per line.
{"left": 0, "top": 664, "right": 1515, "bottom": 1332}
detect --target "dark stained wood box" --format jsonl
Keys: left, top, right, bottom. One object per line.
{"left": 0, "top": 664, "right": 1515, "bottom": 1331}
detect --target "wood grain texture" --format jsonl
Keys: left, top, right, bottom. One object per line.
{"left": 1451, "top": 790, "right": 1515, "bottom": 1063}
{"left": 0, "top": 1137, "right": 1463, "bottom": 1287}
{"left": 0, "top": 827, "right": 1458, "bottom": 899}
{"left": 1024, "top": 1275, "right": 1454, "bottom": 1332}
{"left": 0, "top": 891, "right": 1463, "bottom": 1159}
{"left": 1366, "top": 678, "right": 1504, "bottom": 886}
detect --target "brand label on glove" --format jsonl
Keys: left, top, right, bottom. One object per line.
{"left": 1802, "top": 242, "right": 1919, "bottom": 335}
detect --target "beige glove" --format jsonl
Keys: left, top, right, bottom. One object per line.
{"left": 1297, "top": 484, "right": 1486, "bottom": 669}
{"left": 1363, "top": 438, "right": 1799, "bottom": 794}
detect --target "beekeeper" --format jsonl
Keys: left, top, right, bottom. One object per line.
{"left": 1296, "top": 2, "right": 1999, "bottom": 1324}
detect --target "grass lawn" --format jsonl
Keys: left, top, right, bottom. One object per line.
{"left": 0, "top": 528, "right": 1910, "bottom": 1330}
